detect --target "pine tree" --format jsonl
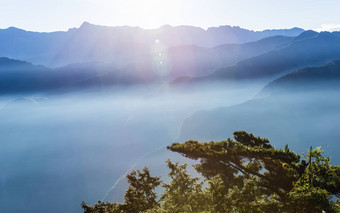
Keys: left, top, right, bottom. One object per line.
{"left": 168, "top": 131, "right": 340, "bottom": 212}
{"left": 82, "top": 131, "right": 340, "bottom": 213}
{"left": 159, "top": 160, "right": 207, "bottom": 212}
{"left": 82, "top": 167, "right": 161, "bottom": 213}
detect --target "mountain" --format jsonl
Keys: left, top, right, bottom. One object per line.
{"left": 0, "top": 57, "right": 162, "bottom": 95}
{"left": 0, "top": 27, "right": 72, "bottom": 67}
{"left": 0, "top": 23, "right": 304, "bottom": 67}
{"left": 174, "top": 31, "right": 340, "bottom": 84}
{"left": 0, "top": 57, "right": 52, "bottom": 94}
{"left": 177, "top": 60, "right": 340, "bottom": 163}
{"left": 0, "top": 58, "right": 111, "bottom": 94}
{"left": 160, "top": 35, "right": 295, "bottom": 78}
{"left": 0, "top": 33, "right": 301, "bottom": 95}
{"left": 261, "top": 59, "right": 340, "bottom": 94}
{"left": 88, "top": 35, "right": 296, "bottom": 81}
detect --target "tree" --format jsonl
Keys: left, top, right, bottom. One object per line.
{"left": 287, "top": 147, "right": 340, "bottom": 212}
{"left": 121, "top": 167, "right": 161, "bottom": 212}
{"left": 83, "top": 131, "right": 340, "bottom": 213}
{"left": 82, "top": 200, "right": 120, "bottom": 213}
{"left": 158, "top": 160, "right": 207, "bottom": 212}
{"left": 82, "top": 167, "right": 161, "bottom": 213}
{"left": 168, "top": 131, "right": 340, "bottom": 212}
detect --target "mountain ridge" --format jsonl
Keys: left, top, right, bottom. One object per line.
{"left": 0, "top": 32, "right": 304, "bottom": 95}
{"left": 0, "top": 22, "right": 304, "bottom": 67}
{"left": 177, "top": 59, "right": 340, "bottom": 163}
{"left": 261, "top": 59, "right": 340, "bottom": 95}
{"left": 173, "top": 31, "right": 340, "bottom": 84}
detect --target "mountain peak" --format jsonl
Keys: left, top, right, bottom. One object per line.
{"left": 0, "top": 57, "right": 34, "bottom": 67}
{"left": 294, "top": 30, "right": 318, "bottom": 41}
{"left": 79, "top": 21, "right": 95, "bottom": 29}
{"left": 4, "top": 26, "right": 25, "bottom": 32}
{"left": 159, "top": 24, "right": 173, "bottom": 29}
{"left": 207, "top": 25, "right": 242, "bottom": 31}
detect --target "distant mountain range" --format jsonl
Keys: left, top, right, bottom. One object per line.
{"left": 0, "top": 32, "right": 305, "bottom": 94}
{"left": 262, "top": 59, "right": 340, "bottom": 94}
{"left": 0, "top": 22, "right": 304, "bottom": 67}
{"left": 0, "top": 58, "right": 118, "bottom": 94}
{"left": 174, "top": 31, "right": 340, "bottom": 84}
{"left": 4, "top": 24, "right": 340, "bottom": 96}
{"left": 178, "top": 59, "right": 340, "bottom": 162}
{"left": 154, "top": 35, "right": 295, "bottom": 78}
{"left": 4, "top": 29, "right": 340, "bottom": 94}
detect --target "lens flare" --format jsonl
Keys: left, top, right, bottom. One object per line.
{"left": 151, "top": 39, "right": 170, "bottom": 77}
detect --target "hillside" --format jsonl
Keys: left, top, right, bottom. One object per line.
{"left": 178, "top": 60, "right": 340, "bottom": 163}
{"left": 262, "top": 59, "right": 340, "bottom": 94}
{"left": 0, "top": 23, "right": 304, "bottom": 67}
{"left": 0, "top": 34, "right": 300, "bottom": 95}
{"left": 174, "top": 31, "right": 340, "bottom": 84}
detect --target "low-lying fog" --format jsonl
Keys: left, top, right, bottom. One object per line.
{"left": 179, "top": 89, "right": 340, "bottom": 165}
{"left": 0, "top": 82, "right": 262, "bottom": 213}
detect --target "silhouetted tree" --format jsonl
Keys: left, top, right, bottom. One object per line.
{"left": 83, "top": 131, "right": 340, "bottom": 213}
{"left": 168, "top": 131, "right": 340, "bottom": 212}
{"left": 159, "top": 160, "right": 207, "bottom": 212}
{"left": 82, "top": 167, "right": 161, "bottom": 213}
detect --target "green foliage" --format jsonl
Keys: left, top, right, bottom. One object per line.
{"left": 169, "top": 131, "right": 303, "bottom": 204}
{"left": 159, "top": 160, "right": 207, "bottom": 212}
{"left": 81, "top": 200, "right": 120, "bottom": 213}
{"left": 82, "top": 167, "right": 161, "bottom": 213}
{"left": 121, "top": 167, "right": 161, "bottom": 212}
{"left": 168, "top": 131, "right": 339, "bottom": 212}
{"left": 286, "top": 147, "right": 340, "bottom": 213}
{"left": 334, "top": 199, "right": 340, "bottom": 212}
{"left": 83, "top": 131, "right": 340, "bottom": 213}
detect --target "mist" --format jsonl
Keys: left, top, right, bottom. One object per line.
{"left": 179, "top": 86, "right": 340, "bottom": 164}
{"left": 0, "top": 82, "right": 262, "bottom": 213}
{"left": 0, "top": 76, "right": 339, "bottom": 213}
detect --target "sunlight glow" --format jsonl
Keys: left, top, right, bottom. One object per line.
{"left": 110, "top": 0, "right": 181, "bottom": 28}
{"left": 2, "top": 0, "right": 340, "bottom": 32}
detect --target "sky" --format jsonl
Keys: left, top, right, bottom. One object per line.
{"left": 1, "top": 0, "right": 340, "bottom": 32}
